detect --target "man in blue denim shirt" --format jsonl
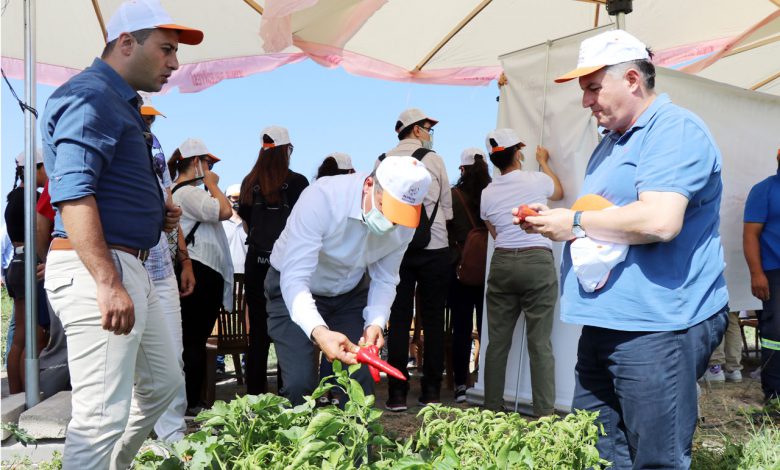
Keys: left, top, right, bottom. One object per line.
{"left": 40, "top": 1, "right": 202, "bottom": 468}
{"left": 519, "top": 30, "right": 728, "bottom": 468}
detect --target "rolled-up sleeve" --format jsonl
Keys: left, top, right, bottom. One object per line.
{"left": 47, "top": 91, "right": 119, "bottom": 206}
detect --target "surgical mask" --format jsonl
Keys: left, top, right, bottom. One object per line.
{"left": 421, "top": 138, "right": 433, "bottom": 150}
{"left": 192, "top": 159, "right": 206, "bottom": 185}
{"left": 362, "top": 186, "right": 395, "bottom": 236}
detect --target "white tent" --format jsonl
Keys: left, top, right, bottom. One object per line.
{"left": 466, "top": 25, "right": 780, "bottom": 412}
{"left": 2, "top": 1, "right": 778, "bottom": 92}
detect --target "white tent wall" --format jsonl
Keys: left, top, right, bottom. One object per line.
{"left": 467, "top": 27, "right": 780, "bottom": 412}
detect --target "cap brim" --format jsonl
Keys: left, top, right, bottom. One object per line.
{"left": 140, "top": 105, "right": 165, "bottom": 117}
{"left": 554, "top": 65, "right": 605, "bottom": 83}
{"left": 571, "top": 194, "right": 614, "bottom": 211}
{"left": 382, "top": 191, "right": 422, "bottom": 228}
{"left": 157, "top": 24, "right": 204, "bottom": 45}
{"left": 207, "top": 153, "right": 220, "bottom": 162}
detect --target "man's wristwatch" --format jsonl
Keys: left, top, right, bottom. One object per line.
{"left": 572, "top": 211, "right": 587, "bottom": 238}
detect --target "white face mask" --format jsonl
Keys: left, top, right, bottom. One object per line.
{"left": 192, "top": 158, "right": 206, "bottom": 185}
{"left": 362, "top": 186, "right": 395, "bottom": 236}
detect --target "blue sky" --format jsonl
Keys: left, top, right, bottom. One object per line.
{"left": 2, "top": 60, "right": 500, "bottom": 207}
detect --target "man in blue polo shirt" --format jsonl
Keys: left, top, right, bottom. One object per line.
{"left": 518, "top": 30, "right": 728, "bottom": 468}
{"left": 40, "top": 1, "right": 203, "bottom": 467}
{"left": 744, "top": 149, "right": 780, "bottom": 402}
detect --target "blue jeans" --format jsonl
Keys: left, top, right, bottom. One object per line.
{"left": 572, "top": 307, "right": 727, "bottom": 469}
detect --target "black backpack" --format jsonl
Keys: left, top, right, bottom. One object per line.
{"left": 378, "top": 147, "right": 437, "bottom": 251}
{"left": 247, "top": 183, "right": 291, "bottom": 256}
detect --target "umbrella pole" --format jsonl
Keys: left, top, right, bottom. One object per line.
{"left": 24, "top": 0, "right": 40, "bottom": 410}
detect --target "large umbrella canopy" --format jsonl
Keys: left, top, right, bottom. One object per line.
{"left": 1, "top": 0, "right": 778, "bottom": 92}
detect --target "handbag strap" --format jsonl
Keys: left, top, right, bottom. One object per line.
{"left": 454, "top": 188, "right": 478, "bottom": 230}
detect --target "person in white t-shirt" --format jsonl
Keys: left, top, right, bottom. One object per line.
{"left": 480, "top": 128, "right": 563, "bottom": 416}
{"left": 222, "top": 183, "right": 247, "bottom": 275}
{"left": 169, "top": 138, "right": 234, "bottom": 415}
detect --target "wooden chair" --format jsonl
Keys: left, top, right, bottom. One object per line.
{"left": 204, "top": 273, "right": 249, "bottom": 406}
{"left": 739, "top": 310, "right": 761, "bottom": 360}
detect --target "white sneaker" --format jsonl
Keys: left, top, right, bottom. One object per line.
{"left": 703, "top": 365, "right": 725, "bottom": 383}
{"left": 724, "top": 369, "right": 743, "bottom": 383}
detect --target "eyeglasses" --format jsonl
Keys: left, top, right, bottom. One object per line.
{"left": 36, "top": 162, "right": 44, "bottom": 169}
{"left": 417, "top": 125, "right": 434, "bottom": 135}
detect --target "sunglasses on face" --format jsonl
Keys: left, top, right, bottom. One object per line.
{"left": 198, "top": 156, "right": 215, "bottom": 170}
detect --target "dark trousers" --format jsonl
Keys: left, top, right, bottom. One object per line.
{"left": 448, "top": 268, "right": 483, "bottom": 386}
{"left": 759, "top": 269, "right": 780, "bottom": 400}
{"left": 264, "top": 267, "right": 374, "bottom": 406}
{"left": 387, "top": 247, "right": 450, "bottom": 396}
{"left": 244, "top": 250, "right": 282, "bottom": 394}
{"left": 178, "top": 260, "right": 224, "bottom": 408}
{"left": 573, "top": 307, "right": 727, "bottom": 469}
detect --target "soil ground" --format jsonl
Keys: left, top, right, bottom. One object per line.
{"left": 206, "top": 354, "right": 777, "bottom": 447}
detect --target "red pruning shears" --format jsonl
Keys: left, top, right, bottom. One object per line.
{"left": 516, "top": 204, "right": 539, "bottom": 222}
{"left": 356, "top": 345, "right": 406, "bottom": 382}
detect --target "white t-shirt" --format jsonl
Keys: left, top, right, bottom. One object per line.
{"left": 480, "top": 170, "right": 554, "bottom": 249}
{"left": 222, "top": 216, "right": 247, "bottom": 274}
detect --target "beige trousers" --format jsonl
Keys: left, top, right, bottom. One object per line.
{"left": 709, "top": 311, "right": 743, "bottom": 372}
{"left": 45, "top": 249, "right": 181, "bottom": 470}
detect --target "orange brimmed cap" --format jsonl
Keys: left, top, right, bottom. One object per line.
{"left": 555, "top": 30, "right": 650, "bottom": 83}
{"left": 106, "top": 0, "right": 204, "bottom": 46}
{"left": 375, "top": 156, "right": 432, "bottom": 228}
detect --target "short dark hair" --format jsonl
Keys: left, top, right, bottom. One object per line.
{"left": 397, "top": 119, "right": 428, "bottom": 140}
{"left": 316, "top": 156, "right": 352, "bottom": 179}
{"left": 606, "top": 53, "right": 656, "bottom": 90}
{"left": 101, "top": 28, "right": 156, "bottom": 58}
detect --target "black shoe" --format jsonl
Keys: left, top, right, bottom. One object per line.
{"left": 385, "top": 389, "right": 408, "bottom": 412}
{"left": 185, "top": 405, "right": 205, "bottom": 418}
{"left": 418, "top": 391, "right": 441, "bottom": 407}
{"left": 454, "top": 385, "right": 468, "bottom": 403}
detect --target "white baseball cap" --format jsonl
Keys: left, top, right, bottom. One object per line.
{"left": 225, "top": 184, "right": 241, "bottom": 197}
{"left": 555, "top": 29, "right": 650, "bottom": 83}
{"left": 177, "top": 137, "right": 220, "bottom": 161}
{"left": 327, "top": 152, "right": 353, "bottom": 171}
{"left": 139, "top": 91, "right": 165, "bottom": 117}
{"left": 15, "top": 148, "right": 43, "bottom": 167}
{"left": 485, "top": 128, "right": 525, "bottom": 155}
{"left": 460, "top": 147, "right": 485, "bottom": 166}
{"left": 569, "top": 194, "right": 629, "bottom": 292}
{"left": 106, "top": 0, "right": 203, "bottom": 45}
{"left": 261, "top": 126, "right": 291, "bottom": 148}
{"left": 375, "top": 156, "right": 432, "bottom": 228}
{"left": 395, "top": 108, "right": 438, "bottom": 134}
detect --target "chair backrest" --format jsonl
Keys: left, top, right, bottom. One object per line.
{"left": 215, "top": 273, "right": 248, "bottom": 349}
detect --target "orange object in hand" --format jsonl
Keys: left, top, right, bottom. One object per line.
{"left": 516, "top": 204, "right": 539, "bottom": 222}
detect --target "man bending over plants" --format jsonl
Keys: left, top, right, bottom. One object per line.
{"left": 265, "top": 156, "right": 431, "bottom": 405}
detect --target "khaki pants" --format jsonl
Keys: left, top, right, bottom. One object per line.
{"left": 151, "top": 274, "right": 187, "bottom": 442}
{"left": 45, "top": 250, "right": 181, "bottom": 470}
{"left": 483, "top": 249, "right": 557, "bottom": 415}
{"left": 709, "top": 311, "right": 743, "bottom": 372}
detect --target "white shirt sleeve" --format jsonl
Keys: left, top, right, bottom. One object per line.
{"left": 177, "top": 186, "right": 221, "bottom": 223}
{"left": 277, "top": 186, "right": 330, "bottom": 338}
{"left": 363, "top": 231, "right": 411, "bottom": 330}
